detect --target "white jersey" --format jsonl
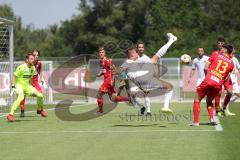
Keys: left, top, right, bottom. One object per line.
{"left": 137, "top": 54, "right": 151, "bottom": 63}
{"left": 192, "top": 55, "right": 209, "bottom": 85}
{"left": 230, "top": 57, "right": 240, "bottom": 93}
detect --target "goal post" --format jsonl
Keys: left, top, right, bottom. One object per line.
{"left": 0, "top": 17, "right": 14, "bottom": 111}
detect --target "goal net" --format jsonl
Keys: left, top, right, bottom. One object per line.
{"left": 0, "top": 17, "right": 14, "bottom": 114}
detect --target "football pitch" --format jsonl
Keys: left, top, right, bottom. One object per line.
{"left": 0, "top": 102, "right": 239, "bottom": 160}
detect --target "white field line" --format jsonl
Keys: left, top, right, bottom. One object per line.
{"left": 0, "top": 129, "right": 218, "bottom": 134}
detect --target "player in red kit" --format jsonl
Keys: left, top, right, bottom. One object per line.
{"left": 20, "top": 50, "right": 46, "bottom": 117}
{"left": 96, "top": 48, "right": 130, "bottom": 113}
{"left": 191, "top": 44, "right": 234, "bottom": 126}
{"left": 211, "top": 37, "right": 226, "bottom": 113}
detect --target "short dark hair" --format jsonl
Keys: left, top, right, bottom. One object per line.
{"left": 198, "top": 47, "right": 205, "bottom": 52}
{"left": 25, "top": 52, "right": 33, "bottom": 59}
{"left": 33, "top": 49, "right": 41, "bottom": 56}
{"left": 137, "top": 41, "right": 144, "bottom": 48}
{"left": 98, "top": 47, "right": 105, "bottom": 52}
{"left": 222, "top": 44, "right": 233, "bottom": 54}
{"left": 217, "top": 37, "right": 225, "bottom": 42}
{"left": 125, "top": 47, "right": 136, "bottom": 55}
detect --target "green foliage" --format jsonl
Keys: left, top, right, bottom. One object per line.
{"left": 1, "top": 1, "right": 240, "bottom": 58}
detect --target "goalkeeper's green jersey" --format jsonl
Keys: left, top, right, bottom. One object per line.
{"left": 14, "top": 63, "right": 36, "bottom": 86}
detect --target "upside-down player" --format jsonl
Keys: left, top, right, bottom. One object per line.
{"left": 7, "top": 53, "right": 47, "bottom": 122}
{"left": 191, "top": 44, "right": 234, "bottom": 126}
{"left": 19, "top": 50, "right": 46, "bottom": 117}
{"left": 96, "top": 48, "right": 130, "bottom": 113}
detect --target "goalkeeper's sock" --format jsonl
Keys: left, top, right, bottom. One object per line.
{"left": 163, "top": 90, "right": 173, "bottom": 109}
{"left": 145, "top": 96, "right": 151, "bottom": 113}
{"left": 223, "top": 94, "right": 232, "bottom": 110}
{"left": 10, "top": 94, "right": 24, "bottom": 115}
{"left": 193, "top": 100, "right": 200, "bottom": 123}
{"left": 207, "top": 106, "right": 214, "bottom": 120}
{"left": 156, "top": 34, "right": 177, "bottom": 58}
{"left": 114, "top": 96, "right": 129, "bottom": 102}
{"left": 36, "top": 92, "right": 44, "bottom": 110}
{"left": 97, "top": 97, "right": 103, "bottom": 112}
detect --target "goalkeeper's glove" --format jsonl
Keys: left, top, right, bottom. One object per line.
{"left": 10, "top": 86, "right": 16, "bottom": 96}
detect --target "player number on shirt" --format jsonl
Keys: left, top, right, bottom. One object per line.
{"left": 215, "top": 60, "right": 228, "bottom": 74}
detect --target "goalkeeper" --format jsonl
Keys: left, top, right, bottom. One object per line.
{"left": 7, "top": 53, "right": 47, "bottom": 122}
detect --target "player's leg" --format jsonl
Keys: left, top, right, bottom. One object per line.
{"left": 151, "top": 33, "right": 177, "bottom": 64}
{"left": 110, "top": 85, "right": 130, "bottom": 103}
{"left": 7, "top": 84, "right": 25, "bottom": 122}
{"left": 26, "top": 85, "right": 47, "bottom": 117}
{"left": 206, "top": 99, "right": 215, "bottom": 124}
{"left": 145, "top": 95, "right": 151, "bottom": 116}
{"left": 159, "top": 80, "right": 173, "bottom": 113}
{"left": 162, "top": 90, "right": 173, "bottom": 113}
{"left": 191, "top": 82, "right": 208, "bottom": 126}
{"left": 97, "top": 91, "right": 105, "bottom": 113}
{"left": 20, "top": 96, "right": 25, "bottom": 117}
{"left": 214, "top": 89, "right": 222, "bottom": 115}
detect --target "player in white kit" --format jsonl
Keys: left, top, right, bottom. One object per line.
{"left": 120, "top": 33, "right": 177, "bottom": 115}
{"left": 188, "top": 48, "right": 209, "bottom": 86}
{"left": 224, "top": 51, "right": 240, "bottom": 116}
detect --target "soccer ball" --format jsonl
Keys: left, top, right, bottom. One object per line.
{"left": 180, "top": 54, "right": 191, "bottom": 64}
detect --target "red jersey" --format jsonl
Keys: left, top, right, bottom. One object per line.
{"left": 205, "top": 53, "right": 233, "bottom": 88}
{"left": 32, "top": 60, "right": 42, "bottom": 82}
{"left": 100, "top": 57, "right": 112, "bottom": 82}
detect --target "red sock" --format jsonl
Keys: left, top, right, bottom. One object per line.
{"left": 207, "top": 106, "right": 214, "bottom": 120}
{"left": 114, "top": 96, "right": 129, "bottom": 102}
{"left": 223, "top": 94, "right": 232, "bottom": 109}
{"left": 97, "top": 97, "right": 103, "bottom": 112}
{"left": 193, "top": 100, "right": 200, "bottom": 123}
{"left": 20, "top": 96, "right": 25, "bottom": 111}
{"left": 214, "top": 95, "right": 220, "bottom": 109}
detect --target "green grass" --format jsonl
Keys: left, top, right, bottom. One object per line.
{"left": 0, "top": 102, "right": 239, "bottom": 160}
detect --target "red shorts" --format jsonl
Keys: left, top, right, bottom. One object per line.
{"left": 196, "top": 81, "right": 221, "bottom": 101}
{"left": 32, "top": 81, "right": 42, "bottom": 93}
{"left": 99, "top": 81, "right": 116, "bottom": 94}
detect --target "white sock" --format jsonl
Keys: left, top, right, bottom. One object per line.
{"left": 145, "top": 96, "right": 151, "bottom": 113}
{"left": 133, "top": 97, "right": 145, "bottom": 109}
{"left": 163, "top": 90, "right": 173, "bottom": 109}
{"left": 156, "top": 39, "right": 176, "bottom": 58}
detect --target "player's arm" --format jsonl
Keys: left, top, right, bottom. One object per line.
{"left": 204, "top": 54, "right": 214, "bottom": 74}
{"left": 39, "top": 63, "right": 45, "bottom": 85}
{"left": 96, "top": 69, "right": 104, "bottom": 77}
{"left": 12, "top": 75, "right": 16, "bottom": 88}
{"left": 188, "top": 69, "right": 196, "bottom": 83}
{"left": 188, "top": 60, "right": 196, "bottom": 83}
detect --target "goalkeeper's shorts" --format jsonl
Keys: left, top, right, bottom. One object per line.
{"left": 15, "top": 83, "right": 41, "bottom": 96}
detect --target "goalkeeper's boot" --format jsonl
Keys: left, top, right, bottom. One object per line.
{"left": 20, "top": 110, "right": 25, "bottom": 118}
{"left": 161, "top": 108, "right": 173, "bottom": 114}
{"left": 7, "top": 114, "right": 14, "bottom": 122}
{"left": 226, "top": 107, "right": 236, "bottom": 116}
{"left": 140, "top": 107, "right": 146, "bottom": 115}
{"left": 190, "top": 122, "right": 199, "bottom": 127}
{"left": 37, "top": 109, "right": 48, "bottom": 117}
{"left": 166, "top": 33, "right": 178, "bottom": 42}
